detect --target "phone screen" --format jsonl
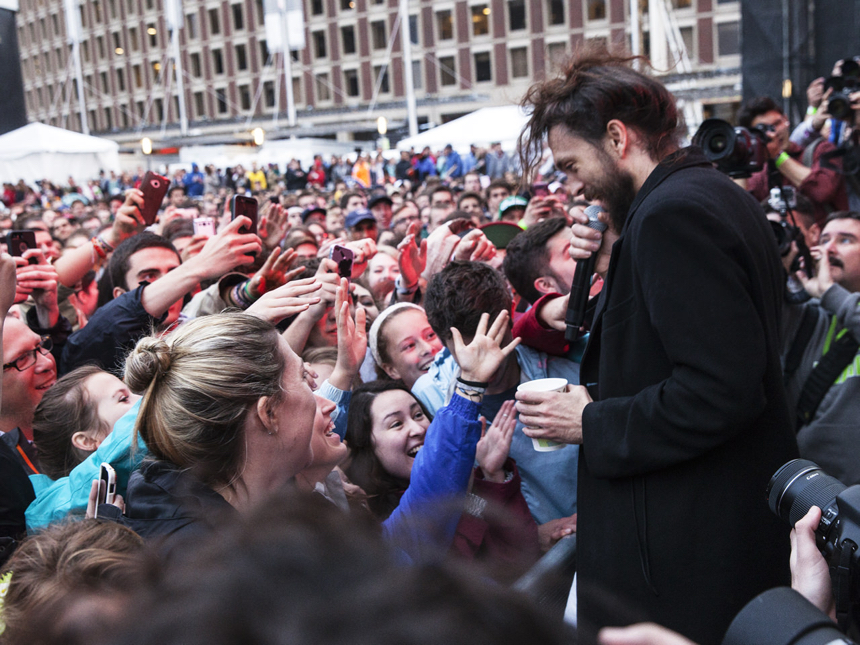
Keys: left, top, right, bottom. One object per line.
{"left": 231, "top": 195, "right": 259, "bottom": 236}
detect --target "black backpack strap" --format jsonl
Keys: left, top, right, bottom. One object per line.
{"left": 796, "top": 329, "right": 860, "bottom": 428}
{"left": 784, "top": 306, "right": 819, "bottom": 384}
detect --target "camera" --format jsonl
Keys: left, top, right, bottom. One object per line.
{"left": 768, "top": 459, "right": 860, "bottom": 627}
{"left": 824, "top": 60, "right": 860, "bottom": 122}
{"left": 692, "top": 118, "right": 769, "bottom": 178}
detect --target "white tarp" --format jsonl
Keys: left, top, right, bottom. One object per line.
{"left": 396, "top": 105, "right": 531, "bottom": 155}
{"left": 0, "top": 122, "right": 120, "bottom": 184}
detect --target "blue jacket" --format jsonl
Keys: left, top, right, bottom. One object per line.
{"left": 382, "top": 394, "right": 481, "bottom": 560}
{"left": 412, "top": 344, "right": 580, "bottom": 525}
{"left": 26, "top": 400, "right": 146, "bottom": 531}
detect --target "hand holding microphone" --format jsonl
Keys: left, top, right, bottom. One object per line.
{"left": 565, "top": 204, "right": 608, "bottom": 342}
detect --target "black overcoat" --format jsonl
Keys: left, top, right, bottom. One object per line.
{"left": 576, "top": 148, "right": 799, "bottom": 645}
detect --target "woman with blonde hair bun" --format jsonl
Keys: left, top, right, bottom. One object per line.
{"left": 106, "top": 312, "right": 317, "bottom": 553}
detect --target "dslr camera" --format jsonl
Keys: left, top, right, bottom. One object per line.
{"left": 824, "top": 59, "right": 860, "bottom": 122}
{"left": 692, "top": 118, "right": 770, "bottom": 178}
{"left": 768, "top": 459, "right": 860, "bottom": 628}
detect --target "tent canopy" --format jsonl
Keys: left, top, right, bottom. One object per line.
{"left": 0, "top": 123, "right": 120, "bottom": 184}
{"left": 396, "top": 106, "right": 531, "bottom": 155}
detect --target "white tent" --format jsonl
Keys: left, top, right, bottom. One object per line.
{"left": 0, "top": 123, "right": 120, "bottom": 185}
{"left": 396, "top": 105, "right": 530, "bottom": 155}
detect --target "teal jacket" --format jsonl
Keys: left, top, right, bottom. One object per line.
{"left": 26, "top": 400, "right": 146, "bottom": 531}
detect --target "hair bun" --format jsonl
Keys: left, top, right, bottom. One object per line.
{"left": 125, "top": 336, "right": 172, "bottom": 392}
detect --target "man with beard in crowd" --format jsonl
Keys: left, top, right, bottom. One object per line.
{"left": 513, "top": 49, "right": 798, "bottom": 644}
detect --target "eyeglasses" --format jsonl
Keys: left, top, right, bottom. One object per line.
{"left": 3, "top": 337, "right": 53, "bottom": 372}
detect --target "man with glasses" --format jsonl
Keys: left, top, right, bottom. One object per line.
{"left": 390, "top": 202, "right": 421, "bottom": 238}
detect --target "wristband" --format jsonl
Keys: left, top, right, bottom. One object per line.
{"left": 775, "top": 152, "right": 790, "bottom": 168}
{"left": 457, "top": 376, "right": 489, "bottom": 389}
{"left": 455, "top": 386, "right": 484, "bottom": 401}
{"left": 242, "top": 279, "right": 258, "bottom": 301}
{"left": 395, "top": 275, "right": 418, "bottom": 295}
{"left": 806, "top": 106, "right": 818, "bottom": 116}
{"left": 91, "top": 236, "right": 109, "bottom": 259}
{"left": 97, "top": 233, "right": 115, "bottom": 252}
{"left": 232, "top": 282, "right": 254, "bottom": 309}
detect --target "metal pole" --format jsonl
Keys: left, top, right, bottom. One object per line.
{"left": 71, "top": 41, "right": 88, "bottom": 134}
{"left": 630, "top": 0, "right": 640, "bottom": 68}
{"left": 781, "top": 0, "right": 791, "bottom": 116}
{"left": 171, "top": 27, "right": 189, "bottom": 135}
{"left": 398, "top": 0, "right": 417, "bottom": 137}
{"left": 281, "top": 12, "right": 296, "bottom": 127}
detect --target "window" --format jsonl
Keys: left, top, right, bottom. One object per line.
{"left": 239, "top": 84, "right": 251, "bottom": 110}
{"left": 680, "top": 26, "right": 694, "bottom": 62}
{"left": 39, "top": 16, "right": 46, "bottom": 37}
{"left": 717, "top": 22, "right": 739, "bottom": 56}
{"left": 112, "top": 32, "right": 121, "bottom": 50}
{"left": 127, "top": 0, "right": 134, "bottom": 13}
{"left": 510, "top": 46, "right": 528, "bottom": 77}
{"left": 51, "top": 14, "right": 59, "bottom": 35}
{"left": 121, "top": 106, "right": 129, "bottom": 128}
{"left": 154, "top": 98, "right": 163, "bottom": 121}
{"left": 190, "top": 52, "right": 201, "bottom": 76}
{"left": 344, "top": 69, "right": 359, "bottom": 97}
{"left": 43, "top": 51, "right": 51, "bottom": 71}
{"left": 342, "top": 26, "right": 356, "bottom": 54}
{"left": 311, "top": 0, "right": 323, "bottom": 15}
{"left": 108, "top": 0, "right": 117, "bottom": 19}
{"left": 232, "top": 3, "right": 244, "bottom": 30}
{"left": 133, "top": 64, "right": 142, "bottom": 87}
{"left": 82, "top": 41, "right": 90, "bottom": 62}
{"left": 55, "top": 47, "right": 63, "bottom": 67}
{"left": 373, "top": 65, "right": 390, "bottom": 93}
{"left": 212, "top": 48, "right": 224, "bottom": 74}
{"left": 315, "top": 73, "right": 331, "bottom": 101}
{"left": 292, "top": 77, "right": 301, "bottom": 103}
{"left": 147, "top": 23, "right": 157, "bottom": 46}
{"left": 216, "top": 88, "right": 228, "bottom": 113}
{"left": 97, "top": 36, "right": 105, "bottom": 59}
{"left": 145, "top": 0, "right": 153, "bottom": 10}
{"left": 235, "top": 44, "right": 247, "bottom": 70}
{"left": 436, "top": 10, "right": 453, "bottom": 41}
{"left": 104, "top": 108, "right": 113, "bottom": 130}
{"left": 255, "top": 0, "right": 264, "bottom": 25}
{"left": 439, "top": 55, "right": 456, "bottom": 86}
{"left": 92, "top": 1, "right": 101, "bottom": 22}
{"left": 116, "top": 68, "right": 125, "bottom": 91}
{"left": 129, "top": 27, "right": 138, "bottom": 51}
{"left": 79, "top": 6, "right": 85, "bottom": 28}
{"left": 186, "top": 13, "right": 198, "bottom": 38}
{"left": 209, "top": 8, "right": 220, "bottom": 35}
{"left": 547, "top": 41, "right": 567, "bottom": 73}
{"left": 412, "top": 60, "right": 422, "bottom": 89}
{"left": 101, "top": 71, "right": 109, "bottom": 92}
{"left": 587, "top": 0, "right": 606, "bottom": 20}
{"left": 136, "top": 101, "right": 144, "bottom": 118}
{"left": 471, "top": 5, "right": 489, "bottom": 36}
{"left": 371, "top": 20, "right": 386, "bottom": 49}
{"left": 152, "top": 60, "right": 162, "bottom": 76}
{"left": 409, "top": 15, "right": 419, "bottom": 44}
{"left": 340, "top": 0, "right": 354, "bottom": 9}
{"left": 259, "top": 39, "right": 269, "bottom": 63}
{"left": 264, "top": 80, "right": 275, "bottom": 107}
{"left": 547, "top": 0, "right": 564, "bottom": 25}
{"left": 88, "top": 109, "right": 97, "bottom": 130}
{"left": 194, "top": 91, "right": 205, "bottom": 117}
{"left": 508, "top": 0, "right": 525, "bottom": 30}
{"left": 313, "top": 31, "right": 326, "bottom": 58}
{"left": 474, "top": 51, "right": 491, "bottom": 82}
{"left": 672, "top": 0, "right": 692, "bottom": 6}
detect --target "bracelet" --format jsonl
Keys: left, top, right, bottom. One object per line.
{"left": 775, "top": 151, "right": 791, "bottom": 168}
{"left": 232, "top": 282, "right": 254, "bottom": 309}
{"left": 97, "top": 233, "right": 115, "bottom": 252}
{"left": 90, "top": 236, "right": 109, "bottom": 259}
{"left": 242, "top": 279, "right": 257, "bottom": 302}
{"left": 395, "top": 275, "right": 418, "bottom": 295}
{"left": 455, "top": 386, "right": 484, "bottom": 401}
{"left": 457, "top": 376, "right": 489, "bottom": 389}
{"left": 807, "top": 106, "right": 818, "bottom": 116}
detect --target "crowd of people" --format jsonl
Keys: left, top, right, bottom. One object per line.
{"left": 1, "top": 47, "right": 860, "bottom": 645}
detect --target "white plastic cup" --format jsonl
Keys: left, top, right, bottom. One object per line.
{"left": 516, "top": 378, "right": 568, "bottom": 452}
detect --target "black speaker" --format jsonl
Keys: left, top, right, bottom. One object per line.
{"left": 0, "top": 7, "right": 27, "bottom": 135}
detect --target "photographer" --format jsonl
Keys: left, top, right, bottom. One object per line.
{"left": 781, "top": 211, "right": 860, "bottom": 485}
{"left": 739, "top": 96, "right": 848, "bottom": 225}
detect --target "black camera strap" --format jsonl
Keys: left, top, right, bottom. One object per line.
{"left": 834, "top": 539, "right": 856, "bottom": 633}
{"left": 796, "top": 325, "right": 860, "bottom": 428}
{"left": 784, "top": 306, "right": 819, "bottom": 385}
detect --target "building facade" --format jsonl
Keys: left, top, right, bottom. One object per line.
{"left": 16, "top": 0, "right": 742, "bottom": 147}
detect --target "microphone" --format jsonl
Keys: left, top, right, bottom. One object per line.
{"left": 564, "top": 205, "right": 608, "bottom": 342}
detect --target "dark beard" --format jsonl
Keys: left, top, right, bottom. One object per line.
{"left": 585, "top": 149, "right": 638, "bottom": 234}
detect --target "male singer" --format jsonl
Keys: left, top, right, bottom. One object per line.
{"left": 514, "top": 50, "right": 799, "bottom": 644}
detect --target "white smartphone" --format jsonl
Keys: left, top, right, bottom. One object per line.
{"left": 193, "top": 217, "right": 217, "bottom": 236}
{"left": 94, "top": 463, "right": 117, "bottom": 518}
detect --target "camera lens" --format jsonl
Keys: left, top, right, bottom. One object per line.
{"left": 708, "top": 134, "right": 728, "bottom": 154}
{"left": 767, "top": 459, "right": 846, "bottom": 527}
{"left": 829, "top": 95, "right": 853, "bottom": 121}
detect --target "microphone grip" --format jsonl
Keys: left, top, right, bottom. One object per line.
{"left": 564, "top": 254, "right": 598, "bottom": 342}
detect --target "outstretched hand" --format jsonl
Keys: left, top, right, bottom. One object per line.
{"left": 475, "top": 400, "right": 517, "bottom": 482}
{"left": 397, "top": 221, "right": 427, "bottom": 289}
{"left": 258, "top": 202, "right": 292, "bottom": 251}
{"left": 245, "top": 277, "right": 322, "bottom": 324}
{"left": 247, "top": 247, "right": 300, "bottom": 298}
{"left": 449, "top": 310, "right": 520, "bottom": 384}
{"left": 328, "top": 277, "right": 367, "bottom": 391}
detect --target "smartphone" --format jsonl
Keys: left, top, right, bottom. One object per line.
{"left": 329, "top": 244, "right": 355, "bottom": 279}
{"left": 231, "top": 195, "right": 258, "bottom": 236}
{"left": 6, "top": 230, "right": 37, "bottom": 263}
{"left": 94, "top": 463, "right": 117, "bottom": 518}
{"left": 193, "top": 217, "right": 217, "bottom": 236}
{"left": 531, "top": 182, "right": 549, "bottom": 198}
{"left": 139, "top": 171, "right": 170, "bottom": 226}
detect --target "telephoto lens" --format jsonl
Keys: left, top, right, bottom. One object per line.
{"left": 767, "top": 459, "right": 846, "bottom": 529}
